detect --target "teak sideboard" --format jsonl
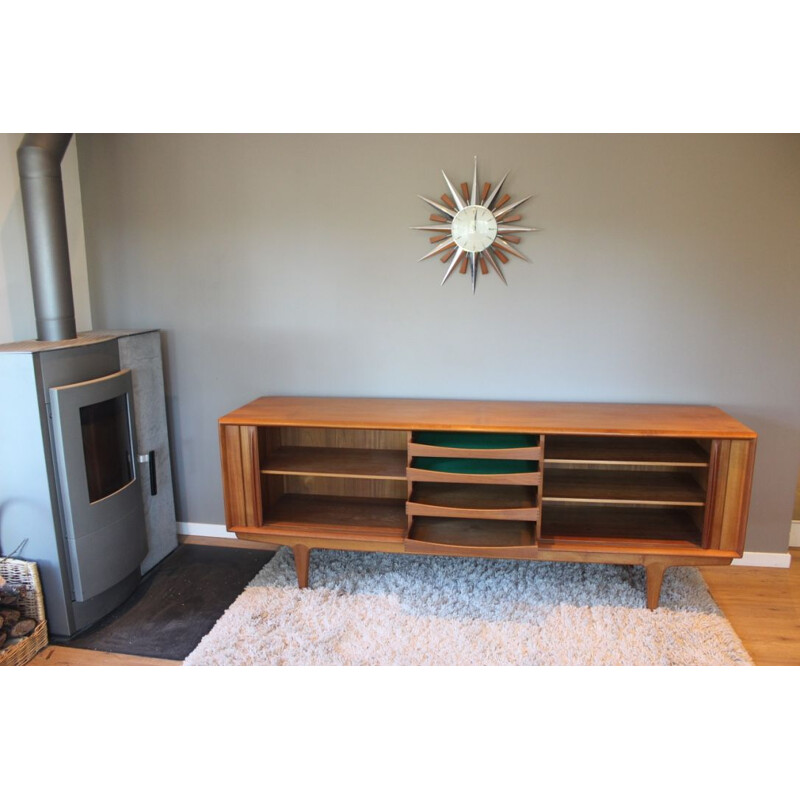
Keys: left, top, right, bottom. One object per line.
{"left": 218, "top": 396, "right": 756, "bottom": 608}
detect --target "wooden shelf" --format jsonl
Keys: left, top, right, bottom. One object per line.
{"left": 540, "top": 504, "right": 702, "bottom": 546}
{"left": 544, "top": 435, "right": 709, "bottom": 466}
{"left": 544, "top": 468, "right": 706, "bottom": 506}
{"left": 264, "top": 494, "right": 407, "bottom": 537}
{"left": 262, "top": 446, "right": 406, "bottom": 480}
{"left": 407, "top": 483, "right": 539, "bottom": 521}
{"left": 408, "top": 517, "right": 536, "bottom": 549}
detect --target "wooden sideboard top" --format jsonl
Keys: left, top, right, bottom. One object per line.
{"left": 219, "top": 396, "right": 756, "bottom": 439}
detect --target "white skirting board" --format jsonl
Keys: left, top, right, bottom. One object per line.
{"left": 178, "top": 522, "right": 236, "bottom": 539}
{"left": 732, "top": 551, "right": 792, "bottom": 568}
{"left": 177, "top": 522, "right": 795, "bottom": 568}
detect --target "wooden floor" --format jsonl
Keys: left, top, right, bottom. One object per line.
{"left": 25, "top": 540, "right": 800, "bottom": 667}
{"left": 699, "top": 548, "right": 800, "bottom": 666}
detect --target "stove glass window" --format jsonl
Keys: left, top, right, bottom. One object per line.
{"left": 79, "top": 394, "right": 134, "bottom": 503}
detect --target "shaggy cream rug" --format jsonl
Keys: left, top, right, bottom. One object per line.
{"left": 183, "top": 547, "right": 753, "bottom": 666}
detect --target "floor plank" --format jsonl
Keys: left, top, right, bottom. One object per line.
{"left": 29, "top": 645, "right": 180, "bottom": 666}
{"left": 178, "top": 534, "right": 278, "bottom": 550}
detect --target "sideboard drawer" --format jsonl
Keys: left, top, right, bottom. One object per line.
{"left": 407, "top": 482, "right": 539, "bottom": 521}
{"left": 408, "top": 458, "right": 541, "bottom": 485}
{"left": 406, "top": 516, "right": 538, "bottom": 557}
{"left": 409, "top": 431, "right": 542, "bottom": 461}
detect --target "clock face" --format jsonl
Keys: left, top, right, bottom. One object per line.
{"left": 451, "top": 205, "right": 498, "bottom": 253}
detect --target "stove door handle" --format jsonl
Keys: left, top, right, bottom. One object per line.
{"left": 137, "top": 450, "right": 158, "bottom": 496}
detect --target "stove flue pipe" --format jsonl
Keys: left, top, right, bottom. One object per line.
{"left": 17, "top": 133, "right": 77, "bottom": 341}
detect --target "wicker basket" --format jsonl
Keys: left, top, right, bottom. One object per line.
{"left": 0, "top": 557, "right": 48, "bottom": 666}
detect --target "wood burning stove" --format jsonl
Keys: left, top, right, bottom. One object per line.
{"left": 0, "top": 333, "right": 177, "bottom": 637}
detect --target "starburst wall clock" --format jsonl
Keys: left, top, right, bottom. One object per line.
{"left": 412, "top": 157, "right": 538, "bottom": 292}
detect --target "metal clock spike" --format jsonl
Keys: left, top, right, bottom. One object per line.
{"left": 469, "top": 252, "right": 477, "bottom": 293}
{"left": 441, "top": 246, "right": 465, "bottom": 285}
{"left": 493, "top": 195, "right": 532, "bottom": 220}
{"left": 483, "top": 248, "right": 507, "bottom": 285}
{"left": 418, "top": 195, "right": 456, "bottom": 218}
{"left": 483, "top": 171, "right": 508, "bottom": 209}
{"left": 409, "top": 225, "right": 453, "bottom": 232}
{"left": 418, "top": 237, "right": 456, "bottom": 262}
{"left": 440, "top": 171, "right": 466, "bottom": 211}
{"left": 470, "top": 156, "right": 478, "bottom": 205}
{"left": 497, "top": 224, "right": 539, "bottom": 233}
{"left": 494, "top": 237, "right": 529, "bottom": 261}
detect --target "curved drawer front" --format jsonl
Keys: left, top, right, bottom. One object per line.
{"left": 404, "top": 538, "right": 539, "bottom": 558}
{"left": 408, "top": 458, "right": 541, "bottom": 485}
{"left": 407, "top": 483, "right": 539, "bottom": 521}
{"left": 406, "top": 517, "right": 537, "bottom": 556}
{"left": 410, "top": 431, "right": 541, "bottom": 461}
{"left": 409, "top": 443, "right": 542, "bottom": 460}
{"left": 406, "top": 500, "right": 539, "bottom": 521}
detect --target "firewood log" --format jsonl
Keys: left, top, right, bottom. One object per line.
{"left": 1, "top": 608, "right": 22, "bottom": 627}
{"left": 0, "top": 630, "right": 7, "bottom": 648}
{"left": 0, "top": 587, "right": 26, "bottom": 606}
{"left": 7, "top": 618, "right": 36, "bottom": 638}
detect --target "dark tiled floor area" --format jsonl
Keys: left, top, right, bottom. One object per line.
{"left": 59, "top": 544, "right": 274, "bottom": 660}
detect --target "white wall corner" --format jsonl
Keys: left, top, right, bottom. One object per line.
{"left": 790, "top": 520, "right": 800, "bottom": 549}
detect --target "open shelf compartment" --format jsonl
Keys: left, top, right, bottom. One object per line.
{"left": 257, "top": 426, "right": 409, "bottom": 541}
{"left": 543, "top": 467, "right": 706, "bottom": 506}
{"left": 544, "top": 435, "right": 711, "bottom": 466}
{"left": 260, "top": 426, "right": 407, "bottom": 480}
{"left": 539, "top": 503, "right": 704, "bottom": 548}
{"left": 263, "top": 493, "right": 407, "bottom": 539}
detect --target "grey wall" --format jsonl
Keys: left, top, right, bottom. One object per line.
{"left": 76, "top": 134, "right": 800, "bottom": 553}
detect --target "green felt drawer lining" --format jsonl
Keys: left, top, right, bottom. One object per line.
{"left": 411, "top": 457, "right": 539, "bottom": 475}
{"left": 413, "top": 431, "right": 538, "bottom": 449}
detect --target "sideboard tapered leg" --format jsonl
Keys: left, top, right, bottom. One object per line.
{"left": 645, "top": 561, "right": 667, "bottom": 610}
{"left": 292, "top": 545, "right": 311, "bottom": 589}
